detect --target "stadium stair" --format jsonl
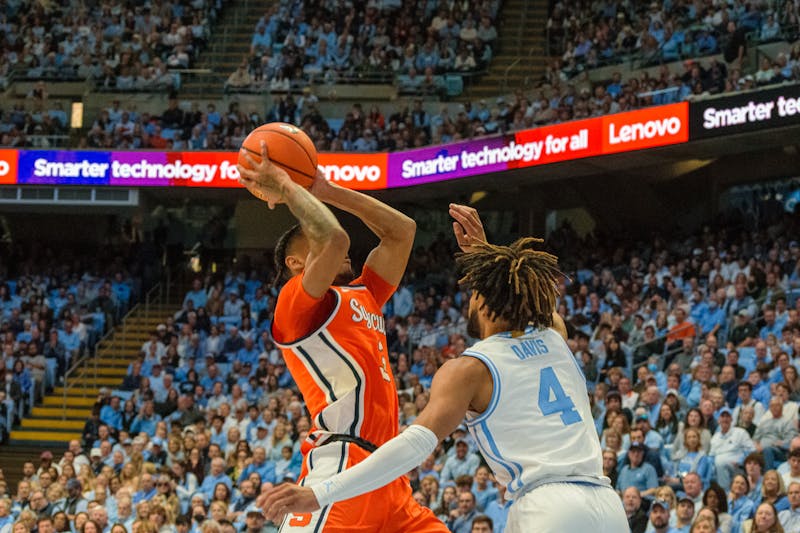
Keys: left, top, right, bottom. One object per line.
{"left": 180, "top": 0, "right": 267, "bottom": 96}
{"left": 465, "top": 0, "right": 548, "bottom": 98}
{"left": 8, "top": 303, "right": 180, "bottom": 447}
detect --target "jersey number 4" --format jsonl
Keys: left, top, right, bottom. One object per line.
{"left": 538, "top": 366, "right": 582, "bottom": 426}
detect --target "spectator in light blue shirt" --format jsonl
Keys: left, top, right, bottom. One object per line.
{"left": 698, "top": 294, "right": 726, "bottom": 336}
{"left": 617, "top": 442, "right": 658, "bottom": 493}
{"left": 235, "top": 337, "right": 259, "bottom": 368}
{"left": 184, "top": 279, "right": 207, "bottom": 310}
{"left": 728, "top": 474, "right": 756, "bottom": 530}
{"left": 200, "top": 457, "right": 232, "bottom": 501}
{"left": 59, "top": 321, "right": 81, "bottom": 357}
{"left": 100, "top": 396, "right": 123, "bottom": 431}
{"left": 440, "top": 440, "right": 481, "bottom": 484}
{"left": 778, "top": 481, "right": 800, "bottom": 531}
{"left": 251, "top": 26, "right": 272, "bottom": 54}
{"left": 471, "top": 465, "right": 498, "bottom": 512}
{"left": 237, "top": 447, "right": 276, "bottom": 485}
{"left": 761, "top": 307, "right": 783, "bottom": 340}
{"left": 111, "top": 272, "right": 132, "bottom": 307}
{"left": 130, "top": 401, "right": 161, "bottom": 437}
{"left": 133, "top": 472, "right": 157, "bottom": 504}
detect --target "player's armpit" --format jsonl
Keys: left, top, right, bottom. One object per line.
{"left": 413, "top": 357, "right": 490, "bottom": 441}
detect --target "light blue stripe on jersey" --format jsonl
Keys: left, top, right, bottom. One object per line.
{"left": 462, "top": 349, "right": 523, "bottom": 489}
{"left": 476, "top": 420, "right": 525, "bottom": 494}
{"left": 462, "top": 350, "right": 501, "bottom": 425}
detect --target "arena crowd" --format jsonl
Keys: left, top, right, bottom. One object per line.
{"left": 0, "top": 235, "right": 155, "bottom": 443}
{"left": 0, "top": 202, "right": 799, "bottom": 533}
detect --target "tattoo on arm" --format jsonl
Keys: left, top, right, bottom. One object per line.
{"left": 284, "top": 184, "right": 341, "bottom": 244}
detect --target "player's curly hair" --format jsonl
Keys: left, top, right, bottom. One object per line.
{"left": 273, "top": 224, "right": 303, "bottom": 287}
{"left": 456, "top": 237, "right": 563, "bottom": 331}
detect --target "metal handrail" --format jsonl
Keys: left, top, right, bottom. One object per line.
{"left": 501, "top": 58, "right": 522, "bottom": 94}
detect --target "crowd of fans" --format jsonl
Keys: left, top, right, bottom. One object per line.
{"left": 547, "top": 0, "right": 800, "bottom": 78}
{"left": 66, "top": 48, "right": 800, "bottom": 152}
{"left": 225, "top": 0, "right": 499, "bottom": 93}
{"left": 0, "top": 231, "right": 160, "bottom": 441}
{"left": 1, "top": 199, "right": 800, "bottom": 533}
{"left": 0, "top": 0, "right": 224, "bottom": 90}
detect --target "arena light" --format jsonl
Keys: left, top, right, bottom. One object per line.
{"left": 70, "top": 102, "right": 83, "bottom": 129}
{"left": 469, "top": 191, "right": 488, "bottom": 204}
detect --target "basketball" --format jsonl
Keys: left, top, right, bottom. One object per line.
{"left": 238, "top": 122, "right": 318, "bottom": 189}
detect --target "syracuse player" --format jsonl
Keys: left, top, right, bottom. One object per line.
{"left": 238, "top": 142, "right": 447, "bottom": 532}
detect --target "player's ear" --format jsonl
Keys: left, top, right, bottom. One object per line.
{"left": 285, "top": 254, "right": 305, "bottom": 272}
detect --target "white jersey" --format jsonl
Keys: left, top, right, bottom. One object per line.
{"left": 464, "top": 326, "right": 607, "bottom": 499}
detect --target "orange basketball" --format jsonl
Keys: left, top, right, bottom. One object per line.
{"left": 239, "top": 122, "right": 317, "bottom": 189}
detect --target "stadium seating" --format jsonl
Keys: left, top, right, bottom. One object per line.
{"left": 546, "top": 0, "right": 800, "bottom": 78}
{"left": 0, "top": 245, "right": 141, "bottom": 442}
{"left": 226, "top": 0, "right": 500, "bottom": 94}
{"left": 2, "top": 198, "right": 799, "bottom": 532}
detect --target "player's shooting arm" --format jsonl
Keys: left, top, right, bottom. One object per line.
{"left": 259, "top": 357, "right": 487, "bottom": 518}
{"left": 284, "top": 180, "right": 350, "bottom": 298}
{"left": 311, "top": 178, "right": 415, "bottom": 287}
{"left": 238, "top": 143, "right": 349, "bottom": 298}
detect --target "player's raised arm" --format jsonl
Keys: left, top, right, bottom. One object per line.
{"left": 257, "top": 356, "right": 487, "bottom": 519}
{"left": 309, "top": 175, "right": 415, "bottom": 287}
{"left": 238, "top": 142, "right": 349, "bottom": 298}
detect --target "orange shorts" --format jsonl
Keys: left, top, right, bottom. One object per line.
{"left": 280, "top": 441, "right": 448, "bottom": 533}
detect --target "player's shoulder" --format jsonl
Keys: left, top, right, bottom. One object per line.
{"left": 439, "top": 355, "right": 491, "bottom": 383}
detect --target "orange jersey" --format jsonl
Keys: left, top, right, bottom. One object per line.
{"left": 272, "top": 267, "right": 399, "bottom": 451}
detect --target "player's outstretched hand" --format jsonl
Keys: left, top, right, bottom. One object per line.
{"left": 449, "top": 203, "right": 488, "bottom": 253}
{"left": 237, "top": 140, "right": 293, "bottom": 209}
{"left": 258, "top": 483, "right": 321, "bottom": 523}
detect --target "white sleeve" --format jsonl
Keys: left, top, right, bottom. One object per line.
{"left": 310, "top": 424, "right": 438, "bottom": 507}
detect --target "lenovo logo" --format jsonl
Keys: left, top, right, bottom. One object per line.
{"left": 319, "top": 164, "right": 382, "bottom": 182}
{"left": 608, "top": 116, "right": 682, "bottom": 144}
{"left": 602, "top": 103, "right": 689, "bottom": 154}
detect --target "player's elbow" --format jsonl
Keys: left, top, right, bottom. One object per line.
{"left": 329, "top": 227, "right": 350, "bottom": 251}
{"left": 393, "top": 215, "right": 416, "bottom": 242}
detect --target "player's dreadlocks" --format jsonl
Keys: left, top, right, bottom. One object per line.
{"left": 272, "top": 223, "right": 303, "bottom": 287}
{"left": 456, "top": 237, "right": 563, "bottom": 331}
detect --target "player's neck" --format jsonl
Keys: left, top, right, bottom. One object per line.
{"left": 481, "top": 319, "right": 515, "bottom": 339}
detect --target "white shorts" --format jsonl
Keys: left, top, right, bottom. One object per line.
{"left": 505, "top": 482, "right": 628, "bottom": 533}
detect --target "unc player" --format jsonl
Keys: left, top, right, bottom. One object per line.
{"left": 259, "top": 204, "right": 628, "bottom": 532}
{"left": 238, "top": 143, "right": 447, "bottom": 532}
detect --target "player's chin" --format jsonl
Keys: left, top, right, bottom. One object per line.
{"left": 334, "top": 266, "right": 355, "bottom": 285}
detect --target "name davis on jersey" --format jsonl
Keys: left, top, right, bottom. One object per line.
{"left": 350, "top": 298, "right": 385, "bottom": 333}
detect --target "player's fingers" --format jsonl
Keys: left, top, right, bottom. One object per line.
{"left": 448, "top": 206, "right": 471, "bottom": 226}
{"left": 237, "top": 165, "right": 255, "bottom": 181}
{"left": 464, "top": 206, "right": 483, "bottom": 229}
{"left": 452, "top": 222, "right": 467, "bottom": 244}
{"left": 239, "top": 150, "right": 259, "bottom": 171}
{"left": 450, "top": 207, "right": 479, "bottom": 235}
{"left": 259, "top": 140, "right": 271, "bottom": 162}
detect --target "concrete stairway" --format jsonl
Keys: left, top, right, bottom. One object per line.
{"left": 180, "top": 0, "right": 269, "bottom": 96}
{"left": 9, "top": 304, "right": 179, "bottom": 446}
{"left": 464, "top": 0, "right": 549, "bottom": 99}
